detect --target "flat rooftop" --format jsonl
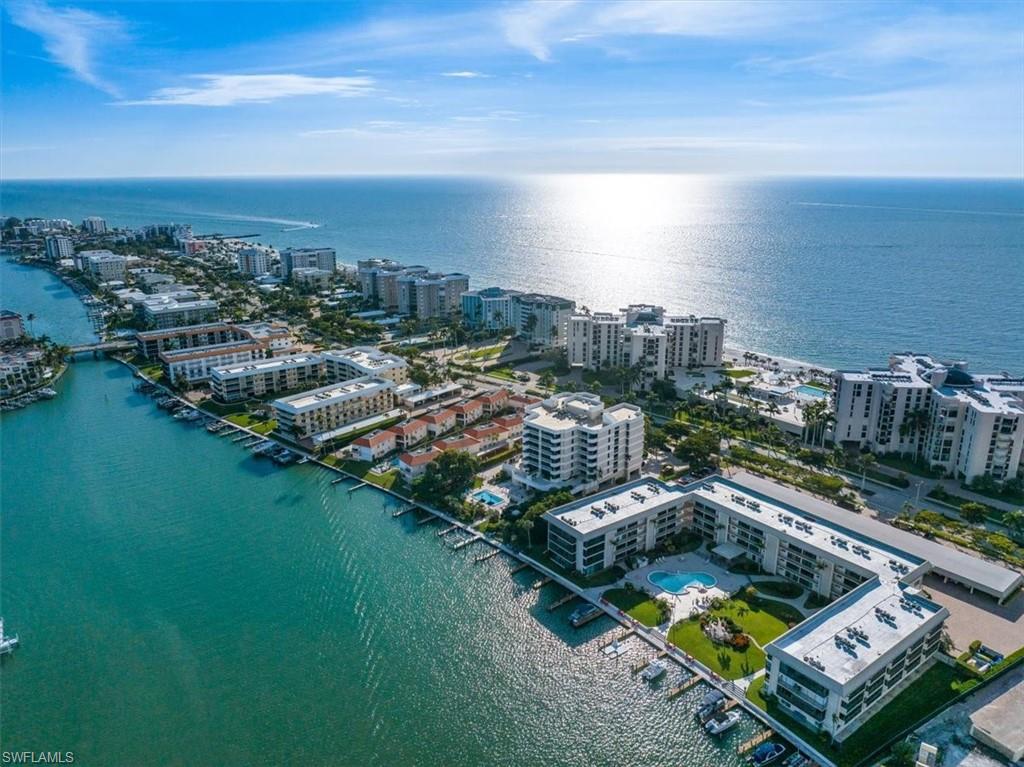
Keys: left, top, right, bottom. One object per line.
{"left": 525, "top": 393, "right": 641, "bottom": 431}
{"left": 769, "top": 578, "right": 947, "bottom": 686}
{"left": 969, "top": 678, "right": 1024, "bottom": 757}
{"left": 322, "top": 346, "right": 407, "bottom": 371}
{"left": 686, "top": 477, "right": 923, "bottom": 583}
{"left": 211, "top": 354, "right": 321, "bottom": 378}
{"left": 547, "top": 478, "right": 686, "bottom": 536}
{"left": 275, "top": 377, "right": 393, "bottom": 413}
{"left": 717, "top": 471, "right": 1023, "bottom": 600}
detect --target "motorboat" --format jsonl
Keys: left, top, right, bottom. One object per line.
{"left": 569, "top": 604, "right": 601, "bottom": 628}
{"left": 0, "top": 618, "right": 19, "bottom": 656}
{"left": 705, "top": 710, "right": 741, "bottom": 735}
{"left": 781, "top": 755, "right": 809, "bottom": 767}
{"left": 640, "top": 659, "right": 667, "bottom": 682}
{"left": 750, "top": 742, "right": 786, "bottom": 766}
{"left": 697, "top": 689, "right": 726, "bottom": 719}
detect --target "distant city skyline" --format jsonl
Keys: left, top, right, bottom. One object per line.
{"left": 3, "top": 0, "right": 1022, "bottom": 179}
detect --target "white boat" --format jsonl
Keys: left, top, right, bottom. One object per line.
{"left": 0, "top": 618, "right": 19, "bottom": 656}
{"left": 602, "top": 639, "right": 628, "bottom": 658}
{"left": 705, "top": 710, "right": 741, "bottom": 735}
{"left": 640, "top": 659, "right": 667, "bottom": 681}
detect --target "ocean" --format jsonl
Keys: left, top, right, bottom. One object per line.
{"left": 3, "top": 175, "right": 1022, "bottom": 371}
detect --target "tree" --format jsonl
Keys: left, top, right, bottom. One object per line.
{"left": 899, "top": 408, "right": 931, "bottom": 456}
{"left": 886, "top": 739, "right": 916, "bottom": 767}
{"left": 674, "top": 429, "right": 720, "bottom": 471}
{"left": 25, "top": 313, "right": 36, "bottom": 336}
{"left": 1002, "top": 509, "right": 1024, "bottom": 539}
{"left": 959, "top": 501, "right": 988, "bottom": 525}
{"left": 538, "top": 370, "right": 556, "bottom": 391}
{"left": 859, "top": 452, "right": 877, "bottom": 491}
{"left": 412, "top": 451, "right": 480, "bottom": 508}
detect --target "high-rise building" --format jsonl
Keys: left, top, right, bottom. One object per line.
{"left": 567, "top": 305, "right": 726, "bottom": 389}
{"left": 833, "top": 354, "right": 1024, "bottom": 484}
{"left": 397, "top": 271, "right": 469, "bottom": 319}
{"left": 357, "top": 259, "right": 428, "bottom": 309}
{"left": 81, "top": 216, "right": 108, "bottom": 234}
{"left": 461, "top": 287, "right": 522, "bottom": 330}
{"left": 83, "top": 252, "right": 128, "bottom": 282}
{"left": 236, "top": 247, "right": 272, "bottom": 276}
{"left": 281, "top": 248, "right": 337, "bottom": 278}
{"left": 44, "top": 235, "right": 73, "bottom": 261}
{"left": 511, "top": 293, "right": 575, "bottom": 348}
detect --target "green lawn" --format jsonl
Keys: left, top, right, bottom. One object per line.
{"left": 667, "top": 617, "right": 765, "bottom": 679}
{"left": 603, "top": 588, "right": 670, "bottom": 627}
{"left": 747, "top": 662, "right": 962, "bottom": 767}
{"left": 874, "top": 453, "right": 945, "bottom": 478}
{"left": 198, "top": 399, "right": 249, "bottom": 416}
{"left": 718, "top": 368, "right": 756, "bottom": 379}
{"left": 339, "top": 460, "right": 403, "bottom": 491}
{"left": 139, "top": 363, "right": 165, "bottom": 382}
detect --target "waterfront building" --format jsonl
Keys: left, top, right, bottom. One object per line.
{"left": 567, "top": 305, "right": 726, "bottom": 390}
{"left": 431, "top": 435, "right": 482, "bottom": 456}
{"left": 512, "top": 293, "right": 575, "bottom": 349}
{"left": 464, "top": 422, "right": 512, "bottom": 455}
{"left": 273, "top": 377, "right": 396, "bottom": 441}
{"left": 73, "top": 248, "right": 116, "bottom": 272}
{"left": 44, "top": 235, "right": 73, "bottom": 261}
{"left": 140, "top": 297, "right": 220, "bottom": 329}
{"left": 461, "top": 287, "right": 522, "bottom": 330}
{"left": 160, "top": 339, "right": 267, "bottom": 386}
{"left": 545, "top": 477, "right": 689, "bottom": 573}
{"left": 25, "top": 218, "right": 73, "bottom": 234}
{"left": 236, "top": 247, "right": 273, "bottom": 276}
{"left": 389, "top": 419, "right": 429, "bottom": 450}
{"left": 509, "top": 392, "right": 644, "bottom": 494}
{"left": 421, "top": 408, "right": 457, "bottom": 437}
{"left": 833, "top": 354, "right": 1024, "bottom": 483}
{"left": 352, "top": 429, "right": 398, "bottom": 463}
{"left": 451, "top": 398, "right": 485, "bottom": 426}
{"left": 398, "top": 382, "right": 463, "bottom": 410}
{"left": 476, "top": 388, "right": 510, "bottom": 417}
{"left": 397, "top": 271, "right": 470, "bottom": 320}
{"left": 281, "top": 248, "right": 337, "bottom": 277}
{"left": 0, "top": 348, "right": 46, "bottom": 397}
{"left": 290, "top": 268, "right": 333, "bottom": 290}
{"left": 135, "top": 321, "right": 288, "bottom": 360}
{"left": 508, "top": 393, "right": 543, "bottom": 413}
{"left": 0, "top": 310, "right": 26, "bottom": 340}
{"left": 209, "top": 354, "right": 324, "bottom": 403}
{"left": 81, "top": 216, "right": 107, "bottom": 234}
{"left": 322, "top": 346, "right": 409, "bottom": 385}
{"left": 397, "top": 447, "right": 442, "bottom": 482}
{"left": 84, "top": 252, "right": 128, "bottom": 283}
{"left": 357, "top": 259, "right": 429, "bottom": 310}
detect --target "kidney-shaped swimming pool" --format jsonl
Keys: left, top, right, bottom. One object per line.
{"left": 647, "top": 570, "right": 717, "bottom": 595}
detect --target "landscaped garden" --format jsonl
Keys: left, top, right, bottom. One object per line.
{"left": 895, "top": 509, "right": 1023, "bottom": 568}
{"left": 335, "top": 459, "right": 403, "bottom": 491}
{"left": 603, "top": 586, "right": 671, "bottom": 627}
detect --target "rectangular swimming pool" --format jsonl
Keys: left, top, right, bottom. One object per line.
{"left": 472, "top": 490, "right": 505, "bottom": 506}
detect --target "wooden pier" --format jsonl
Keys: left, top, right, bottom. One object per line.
{"left": 474, "top": 549, "right": 500, "bottom": 563}
{"left": 452, "top": 537, "right": 478, "bottom": 551}
{"left": 737, "top": 729, "right": 774, "bottom": 755}
{"left": 392, "top": 506, "right": 416, "bottom": 518}
{"left": 416, "top": 514, "right": 437, "bottom": 526}
{"left": 666, "top": 674, "right": 702, "bottom": 699}
{"left": 509, "top": 562, "right": 532, "bottom": 575}
{"left": 547, "top": 592, "right": 577, "bottom": 611}
{"left": 232, "top": 433, "right": 252, "bottom": 443}
{"left": 437, "top": 524, "right": 459, "bottom": 537}
{"left": 532, "top": 576, "right": 553, "bottom": 591}
{"left": 598, "top": 629, "right": 635, "bottom": 650}
{"left": 632, "top": 650, "right": 668, "bottom": 673}
{"left": 330, "top": 477, "right": 346, "bottom": 485}
{"left": 349, "top": 481, "right": 368, "bottom": 493}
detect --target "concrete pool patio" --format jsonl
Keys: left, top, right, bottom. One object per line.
{"left": 623, "top": 551, "right": 747, "bottom": 625}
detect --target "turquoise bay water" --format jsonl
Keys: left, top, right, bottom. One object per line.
{"left": 3, "top": 175, "right": 1022, "bottom": 370}
{"left": 0, "top": 258, "right": 97, "bottom": 345}
{"left": 0, "top": 259, "right": 758, "bottom": 764}
{"left": 648, "top": 571, "right": 718, "bottom": 595}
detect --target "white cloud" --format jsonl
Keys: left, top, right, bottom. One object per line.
{"left": 7, "top": 0, "right": 129, "bottom": 96}
{"left": 119, "top": 74, "right": 374, "bottom": 106}
{"left": 440, "top": 70, "right": 490, "bottom": 78}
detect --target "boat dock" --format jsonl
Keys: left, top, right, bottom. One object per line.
{"left": 509, "top": 562, "right": 532, "bottom": 575}
{"left": 737, "top": 728, "right": 775, "bottom": 755}
{"left": 547, "top": 591, "right": 577, "bottom": 611}
{"left": 330, "top": 477, "right": 346, "bottom": 485}
{"left": 666, "top": 674, "right": 702, "bottom": 699}
{"left": 232, "top": 433, "right": 252, "bottom": 443}
{"left": 391, "top": 506, "right": 416, "bottom": 518}
{"left": 598, "top": 629, "right": 635, "bottom": 650}
{"left": 416, "top": 514, "right": 436, "bottom": 526}
{"left": 348, "top": 481, "right": 369, "bottom": 493}
{"left": 631, "top": 650, "right": 667, "bottom": 674}
{"left": 452, "top": 536, "right": 478, "bottom": 551}
{"left": 437, "top": 524, "right": 459, "bottom": 537}
{"left": 531, "top": 576, "right": 553, "bottom": 590}
{"left": 474, "top": 549, "right": 500, "bottom": 563}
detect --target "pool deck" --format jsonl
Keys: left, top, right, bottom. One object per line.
{"left": 623, "top": 551, "right": 747, "bottom": 625}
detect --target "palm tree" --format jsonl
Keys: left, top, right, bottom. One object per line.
{"left": 859, "top": 452, "right": 877, "bottom": 491}
{"left": 26, "top": 313, "right": 36, "bottom": 336}
{"left": 900, "top": 408, "right": 931, "bottom": 457}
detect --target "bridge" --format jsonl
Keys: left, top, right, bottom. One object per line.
{"left": 68, "top": 340, "right": 136, "bottom": 355}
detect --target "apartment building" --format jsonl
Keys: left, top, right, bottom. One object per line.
{"left": 81, "top": 216, "right": 107, "bottom": 234}
{"left": 84, "top": 252, "right": 128, "bottom": 283}
{"left": 160, "top": 339, "right": 268, "bottom": 386}
{"left": 209, "top": 354, "right": 324, "bottom": 403}
{"left": 833, "top": 354, "right": 1024, "bottom": 483}
{"left": 273, "top": 377, "right": 396, "bottom": 441}
{"left": 509, "top": 392, "right": 644, "bottom": 494}
{"left": 44, "top": 235, "right": 73, "bottom": 261}
{"left": 352, "top": 429, "right": 398, "bottom": 462}
{"left": 136, "top": 321, "right": 288, "bottom": 360}
{"left": 397, "top": 446, "right": 443, "bottom": 482}
{"left": 281, "top": 247, "right": 336, "bottom": 277}
{"left": 397, "top": 271, "right": 470, "bottom": 320}
{"left": 545, "top": 478, "right": 689, "bottom": 574}
{"left": 140, "top": 297, "right": 220, "bottom": 329}
{"left": 357, "top": 259, "right": 429, "bottom": 310}
{"left": 0, "top": 349, "right": 46, "bottom": 397}
{"left": 389, "top": 419, "right": 429, "bottom": 450}
{"left": 568, "top": 305, "right": 726, "bottom": 390}
{"left": 451, "top": 399, "right": 485, "bottom": 426}
{"left": 322, "top": 346, "right": 409, "bottom": 384}
{"left": 513, "top": 293, "right": 576, "bottom": 349}
{"left": 461, "top": 287, "right": 522, "bottom": 330}
{"left": 0, "top": 310, "right": 25, "bottom": 340}
{"left": 236, "top": 247, "right": 272, "bottom": 276}
{"left": 476, "top": 389, "right": 510, "bottom": 417}
{"left": 421, "top": 408, "right": 457, "bottom": 437}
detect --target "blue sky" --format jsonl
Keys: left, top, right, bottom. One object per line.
{"left": 3, "top": 0, "right": 1022, "bottom": 178}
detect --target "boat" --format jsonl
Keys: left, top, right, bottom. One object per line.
{"left": 640, "top": 659, "right": 667, "bottom": 682}
{"left": 705, "top": 710, "right": 741, "bottom": 735}
{"left": 569, "top": 603, "right": 601, "bottom": 627}
{"left": 0, "top": 618, "right": 19, "bottom": 656}
{"left": 252, "top": 440, "right": 277, "bottom": 456}
{"left": 36, "top": 388, "right": 57, "bottom": 399}
{"left": 602, "top": 639, "right": 628, "bottom": 658}
{"left": 780, "top": 755, "right": 808, "bottom": 767}
{"left": 697, "top": 689, "right": 727, "bottom": 719}
{"left": 750, "top": 742, "right": 786, "bottom": 766}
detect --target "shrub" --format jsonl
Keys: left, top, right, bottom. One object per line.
{"left": 729, "top": 633, "right": 751, "bottom": 650}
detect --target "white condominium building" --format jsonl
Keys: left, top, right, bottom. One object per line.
{"left": 510, "top": 392, "right": 644, "bottom": 494}
{"left": 273, "top": 377, "right": 396, "bottom": 441}
{"left": 81, "top": 216, "right": 107, "bottom": 234}
{"left": 833, "top": 354, "right": 1023, "bottom": 483}
{"left": 44, "top": 235, "right": 73, "bottom": 261}
{"left": 140, "top": 297, "right": 220, "bottom": 329}
{"left": 545, "top": 478, "right": 689, "bottom": 574}
{"left": 236, "top": 247, "right": 273, "bottom": 276}
{"left": 210, "top": 354, "right": 325, "bottom": 403}
{"left": 461, "top": 287, "right": 522, "bottom": 330}
{"left": 281, "top": 248, "right": 336, "bottom": 277}
{"left": 84, "top": 252, "right": 128, "bottom": 282}
{"left": 322, "top": 346, "right": 409, "bottom": 384}
{"left": 397, "top": 271, "right": 470, "bottom": 320}
{"left": 160, "top": 339, "right": 268, "bottom": 385}
{"left": 357, "top": 259, "right": 428, "bottom": 310}
{"left": 568, "top": 305, "right": 725, "bottom": 389}
{"left": 512, "top": 293, "right": 575, "bottom": 348}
